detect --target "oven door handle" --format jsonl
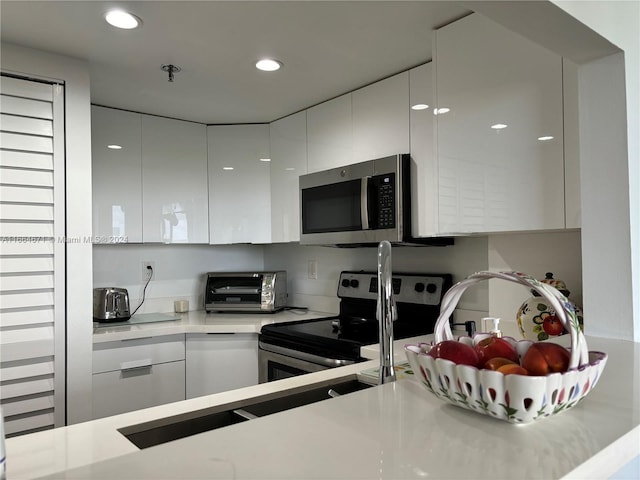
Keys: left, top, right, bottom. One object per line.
{"left": 258, "top": 341, "right": 357, "bottom": 368}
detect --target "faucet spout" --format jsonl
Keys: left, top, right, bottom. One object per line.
{"left": 377, "top": 240, "right": 396, "bottom": 384}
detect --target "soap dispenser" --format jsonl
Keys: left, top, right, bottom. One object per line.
{"left": 516, "top": 272, "right": 583, "bottom": 340}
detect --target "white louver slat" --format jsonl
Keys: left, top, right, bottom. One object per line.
{"left": 0, "top": 74, "right": 66, "bottom": 437}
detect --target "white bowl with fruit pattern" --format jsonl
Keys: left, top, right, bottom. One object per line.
{"left": 405, "top": 271, "right": 607, "bottom": 424}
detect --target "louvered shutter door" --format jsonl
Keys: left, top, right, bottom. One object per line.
{"left": 0, "top": 75, "right": 66, "bottom": 436}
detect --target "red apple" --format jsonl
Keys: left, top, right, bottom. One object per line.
{"left": 474, "top": 336, "right": 519, "bottom": 367}
{"left": 428, "top": 340, "right": 481, "bottom": 367}
{"left": 497, "top": 363, "right": 529, "bottom": 376}
{"left": 484, "top": 357, "right": 518, "bottom": 371}
{"left": 542, "top": 314, "right": 565, "bottom": 336}
{"left": 521, "top": 342, "right": 570, "bottom": 376}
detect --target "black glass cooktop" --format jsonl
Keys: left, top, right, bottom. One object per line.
{"left": 259, "top": 315, "right": 436, "bottom": 362}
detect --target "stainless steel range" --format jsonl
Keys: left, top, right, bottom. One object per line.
{"left": 258, "top": 270, "right": 462, "bottom": 383}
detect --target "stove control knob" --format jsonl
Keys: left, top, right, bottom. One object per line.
{"left": 426, "top": 283, "right": 438, "bottom": 294}
{"left": 414, "top": 282, "right": 425, "bottom": 293}
{"left": 341, "top": 279, "right": 350, "bottom": 288}
{"left": 350, "top": 279, "right": 359, "bottom": 288}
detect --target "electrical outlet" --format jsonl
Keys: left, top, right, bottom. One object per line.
{"left": 142, "top": 261, "right": 155, "bottom": 281}
{"left": 307, "top": 260, "right": 318, "bottom": 280}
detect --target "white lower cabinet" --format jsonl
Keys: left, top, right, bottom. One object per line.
{"left": 91, "top": 335, "right": 185, "bottom": 420}
{"left": 186, "top": 333, "right": 258, "bottom": 399}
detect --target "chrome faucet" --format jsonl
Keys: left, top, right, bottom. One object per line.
{"left": 377, "top": 240, "right": 397, "bottom": 384}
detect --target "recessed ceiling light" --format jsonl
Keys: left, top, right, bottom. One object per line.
{"left": 491, "top": 124, "right": 508, "bottom": 130}
{"left": 256, "top": 59, "right": 282, "bottom": 72}
{"left": 538, "top": 136, "right": 555, "bottom": 141}
{"left": 222, "top": 166, "right": 234, "bottom": 171}
{"left": 411, "top": 104, "right": 429, "bottom": 111}
{"left": 107, "top": 144, "right": 123, "bottom": 150}
{"left": 105, "top": 10, "right": 141, "bottom": 29}
{"left": 259, "top": 158, "right": 271, "bottom": 162}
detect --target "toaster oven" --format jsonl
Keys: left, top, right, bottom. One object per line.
{"left": 205, "top": 272, "right": 287, "bottom": 313}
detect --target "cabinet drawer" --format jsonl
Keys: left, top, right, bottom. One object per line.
{"left": 92, "top": 334, "right": 185, "bottom": 374}
{"left": 92, "top": 360, "right": 185, "bottom": 420}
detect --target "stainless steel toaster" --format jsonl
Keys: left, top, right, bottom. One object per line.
{"left": 93, "top": 287, "right": 131, "bottom": 322}
{"left": 205, "top": 272, "right": 287, "bottom": 313}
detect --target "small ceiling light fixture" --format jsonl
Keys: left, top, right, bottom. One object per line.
{"left": 105, "top": 10, "right": 141, "bottom": 29}
{"left": 538, "top": 135, "right": 555, "bottom": 141}
{"left": 491, "top": 123, "right": 508, "bottom": 130}
{"left": 411, "top": 104, "right": 429, "bottom": 111}
{"left": 161, "top": 64, "right": 181, "bottom": 83}
{"left": 223, "top": 166, "right": 234, "bottom": 171}
{"left": 256, "top": 59, "right": 282, "bottom": 72}
{"left": 107, "top": 144, "right": 123, "bottom": 150}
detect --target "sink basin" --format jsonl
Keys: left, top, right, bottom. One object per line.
{"left": 239, "top": 379, "right": 372, "bottom": 417}
{"left": 119, "top": 377, "right": 373, "bottom": 449}
{"left": 122, "top": 410, "right": 249, "bottom": 449}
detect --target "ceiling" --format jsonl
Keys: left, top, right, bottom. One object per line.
{"left": 0, "top": 1, "right": 471, "bottom": 124}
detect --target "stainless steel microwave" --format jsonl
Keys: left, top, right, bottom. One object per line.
{"left": 299, "top": 154, "right": 452, "bottom": 246}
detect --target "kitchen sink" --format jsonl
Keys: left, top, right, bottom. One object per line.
{"left": 118, "top": 377, "right": 373, "bottom": 449}
{"left": 238, "top": 379, "right": 371, "bottom": 417}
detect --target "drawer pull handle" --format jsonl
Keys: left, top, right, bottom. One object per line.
{"left": 120, "top": 359, "right": 152, "bottom": 371}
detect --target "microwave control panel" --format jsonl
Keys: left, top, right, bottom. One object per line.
{"left": 371, "top": 173, "right": 396, "bottom": 229}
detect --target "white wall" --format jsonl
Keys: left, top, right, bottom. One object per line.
{"left": 1, "top": 44, "right": 94, "bottom": 423}
{"left": 487, "top": 231, "right": 582, "bottom": 338}
{"left": 264, "top": 237, "right": 489, "bottom": 316}
{"left": 93, "top": 244, "right": 265, "bottom": 313}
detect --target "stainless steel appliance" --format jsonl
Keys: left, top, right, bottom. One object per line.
{"left": 205, "top": 272, "right": 287, "bottom": 313}
{"left": 93, "top": 287, "right": 131, "bottom": 322}
{"left": 258, "top": 271, "right": 465, "bottom": 383}
{"left": 299, "top": 154, "right": 452, "bottom": 247}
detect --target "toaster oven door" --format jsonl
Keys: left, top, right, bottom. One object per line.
{"left": 205, "top": 275, "right": 264, "bottom": 311}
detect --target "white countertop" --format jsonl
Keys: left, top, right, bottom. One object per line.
{"left": 92, "top": 308, "right": 331, "bottom": 343}
{"left": 6, "top": 336, "right": 640, "bottom": 480}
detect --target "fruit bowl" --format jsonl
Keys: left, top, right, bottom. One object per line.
{"left": 405, "top": 271, "right": 608, "bottom": 425}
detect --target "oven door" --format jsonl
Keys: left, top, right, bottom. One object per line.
{"left": 258, "top": 343, "right": 357, "bottom": 383}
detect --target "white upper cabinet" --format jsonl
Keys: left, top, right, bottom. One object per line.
{"left": 435, "top": 13, "right": 565, "bottom": 234}
{"left": 352, "top": 71, "right": 410, "bottom": 162}
{"left": 306, "top": 93, "right": 353, "bottom": 173}
{"left": 208, "top": 124, "right": 271, "bottom": 244}
{"left": 269, "top": 111, "right": 307, "bottom": 243}
{"left": 141, "top": 116, "right": 208, "bottom": 243}
{"left": 563, "top": 58, "right": 581, "bottom": 229}
{"left": 91, "top": 106, "right": 143, "bottom": 243}
{"left": 409, "top": 63, "right": 437, "bottom": 238}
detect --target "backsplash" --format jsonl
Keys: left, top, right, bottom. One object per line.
{"left": 263, "top": 236, "right": 490, "bottom": 314}
{"left": 92, "top": 231, "right": 582, "bottom": 338}
{"left": 92, "top": 244, "right": 265, "bottom": 314}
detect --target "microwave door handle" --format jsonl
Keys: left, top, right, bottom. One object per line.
{"left": 361, "top": 177, "right": 370, "bottom": 230}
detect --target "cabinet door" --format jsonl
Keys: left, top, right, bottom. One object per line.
{"left": 563, "top": 58, "right": 581, "bottom": 229}
{"left": 208, "top": 125, "right": 271, "bottom": 244}
{"left": 142, "top": 116, "right": 208, "bottom": 243}
{"left": 352, "top": 71, "right": 410, "bottom": 162}
{"left": 92, "top": 360, "right": 185, "bottom": 419}
{"left": 306, "top": 93, "right": 353, "bottom": 173}
{"left": 270, "top": 111, "right": 307, "bottom": 243}
{"left": 186, "top": 333, "right": 258, "bottom": 399}
{"left": 91, "top": 106, "right": 142, "bottom": 243}
{"left": 435, "top": 13, "right": 565, "bottom": 233}
{"left": 409, "top": 63, "right": 437, "bottom": 237}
